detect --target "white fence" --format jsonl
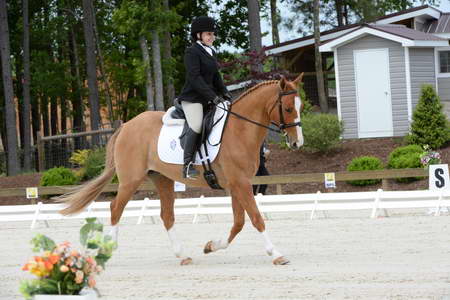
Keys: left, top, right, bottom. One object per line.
{"left": 1, "top": 189, "right": 450, "bottom": 229}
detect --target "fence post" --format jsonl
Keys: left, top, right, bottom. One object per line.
{"left": 276, "top": 184, "right": 282, "bottom": 195}
{"left": 37, "top": 131, "right": 45, "bottom": 172}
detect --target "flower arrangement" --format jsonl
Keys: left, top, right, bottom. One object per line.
{"left": 20, "top": 218, "right": 116, "bottom": 299}
{"left": 420, "top": 144, "right": 442, "bottom": 168}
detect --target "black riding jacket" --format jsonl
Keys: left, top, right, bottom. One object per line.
{"left": 178, "top": 42, "right": 228, "bottom": 105}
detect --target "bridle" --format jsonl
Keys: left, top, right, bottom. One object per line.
{"left": 215, "top": 88, "right": 302, "bottom": 134}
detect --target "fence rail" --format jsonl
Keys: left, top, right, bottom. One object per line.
{"left": 1, "top": 188, "right": 449, "bottom": 229}
{"left": 0, "top": 168, "right": 429, "bottom": 199}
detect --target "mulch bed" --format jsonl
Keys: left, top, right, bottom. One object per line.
{"left": 1, "top": 137, "right": 449, "bottom": 206}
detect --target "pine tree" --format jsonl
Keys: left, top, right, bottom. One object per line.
{"left": 407, "top": 84, "right": 450, "bottom": 149}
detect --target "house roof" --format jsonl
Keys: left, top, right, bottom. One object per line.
{"left": 370, "top": 24, "right": 444, "bottom": 41}
{"left": 319, "top": 24, "right": 448, "bottom": 52}
{"left": 265, "top": 5, "right": 443, "bottom": 55}
{"left": 423, "top": 13, "right": 450, "bottom": 33}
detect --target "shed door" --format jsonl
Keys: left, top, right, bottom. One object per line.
{"left": 354, "top": 48, "right": 393, "bottom": 138}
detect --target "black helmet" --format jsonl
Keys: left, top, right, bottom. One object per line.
{"left": 190, "top": 16, "right": 216, "bottom": 40}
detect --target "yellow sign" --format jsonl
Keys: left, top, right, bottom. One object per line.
{"left": 324, "top": 172, "right": 336, "bottom": 189}
{"left": 26, "top": 187, "right": 39, "bottom": 199}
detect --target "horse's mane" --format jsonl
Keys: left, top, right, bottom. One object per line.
{"left": 233, "top": 80, "right": 279, "bottom": 104}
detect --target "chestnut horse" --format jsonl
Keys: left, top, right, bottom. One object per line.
{"left": 59, "top": 74, "right": 304, "bottom": 265}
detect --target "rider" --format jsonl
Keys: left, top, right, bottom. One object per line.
{"left": 178, "top": 16, "right": 232, "bottom": 179}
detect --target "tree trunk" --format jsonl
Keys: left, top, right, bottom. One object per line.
{"left": 22, "top": 0, "right": 32, "bottom": 171}
{"left": 0, "top": 0, "right": 20, "bottom": 175}
{"left": 152, "top": 30, "right": 165, "bottom": 111}
{"left": 90, "top": 0, "right": 114, "bottom": 122}
{"left": 50, "top": 96, "right": 58, "bottom": 135}
{"left": 270, "top": 0, "right": 280, "bottom": 45}
{"left": 247, "top": 0, "right": 263, "bottom": 74}
{"left": 41, "top": 96, "right": 50, "bottom": 137}
{"left": 335, "top": 0, "right": 344, "bottom": 27}
{"left": 82, "top": 0, "right": 101, "bottom": 138}
{"left": 313, "top": 0, "right": 328, "bottom": 113}
{"left": 162, "top": 0, "right": 175, "bottom": 106}
{"left": 68, "top": 27, "right": 84, "bottom": 133}
{"left": 139, "top": 35, "right": 155, "bottom": 111}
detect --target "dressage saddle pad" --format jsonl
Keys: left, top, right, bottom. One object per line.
{"left": 157, "top": 102, "right": 229, "bottom": 165}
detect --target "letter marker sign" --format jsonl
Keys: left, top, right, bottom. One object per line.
{"left": 429, "top": 164, "right": 450, "bottom": 191}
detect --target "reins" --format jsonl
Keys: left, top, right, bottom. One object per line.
{"left": 214, "top": 89, "right": 300, "bottom": 134}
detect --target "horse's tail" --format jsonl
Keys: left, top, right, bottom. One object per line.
{"left": 59, "top": 126, "right": 122, "bottom": 215}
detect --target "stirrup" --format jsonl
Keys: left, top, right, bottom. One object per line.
{"left": 183, "top": 162, "right": 199, "bottom": 179}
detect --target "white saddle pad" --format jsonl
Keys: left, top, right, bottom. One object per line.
{"left": 157, "top": 102, "right": 229, "bottom": 165}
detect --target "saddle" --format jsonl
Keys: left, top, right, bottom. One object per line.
{"left": 159, "top": 100, "right": 230, "bottom": 189}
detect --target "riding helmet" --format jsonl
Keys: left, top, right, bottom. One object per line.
{"left": 190, "top": 16, "right": 216, "bottom": 40}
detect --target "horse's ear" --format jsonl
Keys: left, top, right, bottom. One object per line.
{"left": 293, "top": 72, "right": 304, "bottom": 85}
{"left": 279, "top": 76, "right": 287, "bottom": 90}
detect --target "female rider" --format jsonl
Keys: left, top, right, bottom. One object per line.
{"left": 177, "top": 16, "right": 231, "bottom": 179}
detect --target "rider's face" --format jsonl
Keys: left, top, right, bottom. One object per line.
{"left": 198, "top": 32, "right": 215, "bottom": 46}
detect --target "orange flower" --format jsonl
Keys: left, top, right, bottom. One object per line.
{"left": 48, "top": 254, "right": 60, "bottom": 264}
{"left": 44, "top": 260, "right": 53, "bottom": 271}
{"left": 75, "top": 270, "right": 84, "bottom": 284}
{"left": 88, "top": 276, "right": 96, "bottom": 288}
{"left": 70, "top": 250, "right": 80, "bottom": 258}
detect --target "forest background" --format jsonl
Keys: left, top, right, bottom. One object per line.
{"left": 0, "top": 0, "right": 444, "bottom": 175}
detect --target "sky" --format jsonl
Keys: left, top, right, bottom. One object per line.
{"left": 216, "top": 0, "right": 450, "bottom": 52}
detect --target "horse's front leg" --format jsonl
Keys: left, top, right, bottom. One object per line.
{"left": 203, "top": 197, "right": 245, "bottom": 254}
{"left": 152, "top": 174, "right": 192, "bottom": 265}
{"left": 231, "top": 178, "right": 289, "bottom": 265}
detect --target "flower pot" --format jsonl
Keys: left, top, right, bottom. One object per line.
{"left": 33, "top": 294, "right": 97, "bottom": 300}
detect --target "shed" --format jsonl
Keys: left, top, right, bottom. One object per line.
{"left": 319, "top": 24, "right": 448, "bottom": 138}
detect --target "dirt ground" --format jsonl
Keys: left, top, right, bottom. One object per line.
{"left": 1, "top": 211, "right": 450, "bottom": 300}
{"left": 0, "top": 137, "right": 449, "bottom": 205}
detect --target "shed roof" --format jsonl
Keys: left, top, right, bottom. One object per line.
{"left": 319, "top": 24, "right": 448, "bottom": 52}
{"left": 423, "top": 13, "right": 450, "bottom": 33}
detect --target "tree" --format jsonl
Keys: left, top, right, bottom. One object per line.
{"left": 313, "top": 0, "right": 328, "bottom": 113}
{"left": 22, "top": 0, "right": 32, "bottom": 171}
{"left": 407, "top": 85, "right": 450, "bottom": 149}
{"left": 139, "top": 35, "right": 155, "bottom": 110}
{"left": 162, "top": 0, "right": 175, "bottom": 106}
{"left": 0, "top": 0, "right": 20, "bottom": 175}
{"left": 247, "top": 0, "right": 263, "bottom": 73}
{"left": 82, "top": 0, "right": 101, "bottom": 135}
{"left": 151, "top": 29, "right": 164, "bottom": 111}
{"left": 270, "top": 0, "right": 280, "bottom": 45}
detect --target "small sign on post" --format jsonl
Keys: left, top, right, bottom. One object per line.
{"left": 324, "top": 172, "right": 336, "bottom": 189}
{"left": 429, "top": 164, "right": 450, "bottom": 191}
{"left": 26, "top": 187, "right": 39, "bottom": 199}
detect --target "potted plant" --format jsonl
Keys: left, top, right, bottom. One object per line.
{"left": 20, "top": 218, "right": 116, "bottom": 299}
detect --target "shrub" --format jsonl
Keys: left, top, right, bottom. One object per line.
{"left": 302, "top": 113, "right": 344, "bottom": 153}
{"left": 69, "top": 149, "right": 91, "bottom": 167}
{"left": 82, "top": 147, "right": 106, "bottom": 181}
{"left": 40, "top": 167, "right": 78, "bottom": 186}
{"left": 406, "top": 84, "right": 450, "bottom": 148}
{"left": 346, "top": 156, "right": 383, "bottom": 186}
{"left": 387, "top": 145, "right": 423, "bottom": 182}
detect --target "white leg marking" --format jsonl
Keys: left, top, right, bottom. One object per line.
{"left": 210, "top": 237, "right": 229, "bottom": 252}
{"left": 294, "top": 96, "right": 304, "bottom": 147}
{"left": 261, "top": 231, "right": 283, "bottom": 260}
{"left": 167, "top": 227, "right": 187, "bottom": 259}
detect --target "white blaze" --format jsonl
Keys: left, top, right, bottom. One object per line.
{"left": 294, "top": 96, "right": 304, "bottom": 146}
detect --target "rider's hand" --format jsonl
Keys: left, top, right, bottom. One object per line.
{"left": 212, "top": 96, "right": 225, "bottom": 105}
{"left": 222, "top": 92, "right": 232, "bottom": 101}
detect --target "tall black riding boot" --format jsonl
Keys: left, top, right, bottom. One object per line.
{"left": 183, "top": 129, "right": 201, "bottom": 179}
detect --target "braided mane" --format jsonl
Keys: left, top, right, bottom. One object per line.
{"left": 233, "top": 80, "right": 279, "bottom": 104}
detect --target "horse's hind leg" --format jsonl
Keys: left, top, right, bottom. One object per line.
{"left": 151, "top": 174, "right": 192, "bottom": 265}
{"left": 203, "top": 197, "right": 245, "bottom": 254}
{"left": 108, "top": 178, "right": 144, "bottom": 243}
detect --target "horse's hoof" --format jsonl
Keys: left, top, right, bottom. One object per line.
{"left": 180, "top": 257, "right": 193, "bottom": 265}
{"left": 273, "top": 256, "right": 290, "bottom": 265}
{"left": 203, "top": 241, "right": 213, "bottom": 254}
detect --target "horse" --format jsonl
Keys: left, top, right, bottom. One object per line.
{"left": 59, "top": 74, "right": 305, "bottom": 265}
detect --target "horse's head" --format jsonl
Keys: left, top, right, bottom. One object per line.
{"left": 268, "top": 73, "right": 305, "bottom": 150}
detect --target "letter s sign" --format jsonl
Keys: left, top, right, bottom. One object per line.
{"left": 429, "top": 164, "right": 450, "bottom": 191}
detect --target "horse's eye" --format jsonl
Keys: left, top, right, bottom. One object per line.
{"left": 285, "top": 107, "right": 293, "bottom": 113}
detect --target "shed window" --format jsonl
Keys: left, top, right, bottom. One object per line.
{"left": 440, "top": 51, "right": 450, "bottom": 73}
